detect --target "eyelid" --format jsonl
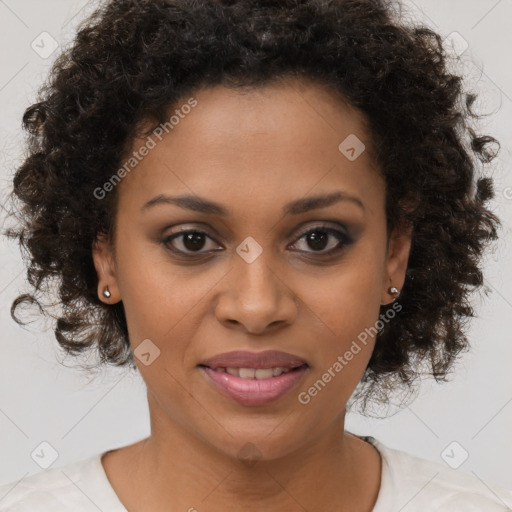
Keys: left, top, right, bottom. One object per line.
{"left": 163, "top": 219, "right": 350, "bottom": 242}
{"left": 162, "top": 220, "right": 355, "bottom": 257}
{"left": 287, "top": 219, "right": 351, "bottom": 240}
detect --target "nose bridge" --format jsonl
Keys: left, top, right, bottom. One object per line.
{"left": 215, "top": 235, "right": 297, "bottom": 333}
{"left": 233, "top": 235, "right": 281, "bottom": 306}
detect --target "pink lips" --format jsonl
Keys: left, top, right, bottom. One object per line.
{"left": 200, "top": 349, "right": 307, "bottom": 369}
{"left": 199, "top": 350, "right": 309, "bottom": 406}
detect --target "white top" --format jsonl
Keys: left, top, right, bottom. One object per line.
{"left": 1, "top": 435, "right": 511, "bottom": 511}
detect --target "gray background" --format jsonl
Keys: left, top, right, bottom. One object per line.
{"left": 1, "top": 0, "right": 511, "bottom": 495}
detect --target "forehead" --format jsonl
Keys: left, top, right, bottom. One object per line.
{"left": 117, "top": 78, "right": 383, "bottom": 217}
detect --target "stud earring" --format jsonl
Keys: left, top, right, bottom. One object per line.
{"left": 388, "top": 286, "right": 400, "bottom": 297}
{"left": 102, "top": 285, "right": 111, "bottom": 299}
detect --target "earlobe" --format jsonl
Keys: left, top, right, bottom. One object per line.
{"left": 92, "top": 233, "right": 120, "bottom": 303}
{"left": 381, "top": 222, "right": 413, "bottom": 306}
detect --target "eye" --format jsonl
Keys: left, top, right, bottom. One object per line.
{"left": 162, "top": 224, "right": 352, "bottom": 259}
{"left": 162, "top": 230, "right": 221, "bottom": 257}
{"left": 288, "top": 225, "right": 352, "bottom": 257}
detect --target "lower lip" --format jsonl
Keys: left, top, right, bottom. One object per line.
{"left": 200, "top": 365, "right": 308, "bottom": 406}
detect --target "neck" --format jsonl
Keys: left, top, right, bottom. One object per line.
{"left": 107, "top": 394, "right": 381, "bottom": 512}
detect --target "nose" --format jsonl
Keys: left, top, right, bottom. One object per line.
{"left": 214, "top": 254, "right": 298, "bottom": 335}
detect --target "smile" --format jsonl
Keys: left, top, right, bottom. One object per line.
{"left": 209, "top": 366, "right": 295, "bottom": 379}
{"left": 199, "top": 364, "right": 309, "bottom": 406}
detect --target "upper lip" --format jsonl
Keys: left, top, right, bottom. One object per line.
{"left": 199, "top": 350, "right": 308, "bottom": 369}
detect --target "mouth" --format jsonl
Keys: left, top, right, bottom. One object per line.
{"left": 199, "top": 349, "right": 308, "bottom": 371}
{"left": 198, "top": 350, "right": 309, "bottom": 406}
{"left": 198, "top": 365, "right": 307, "bottom": 379}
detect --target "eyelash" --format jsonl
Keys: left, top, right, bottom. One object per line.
{"left": 161, "top": 224, "right": 353, "bottom": 260}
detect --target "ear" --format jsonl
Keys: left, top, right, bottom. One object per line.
{"left": 92, "top": 233, "right": 121, "bottom": 304}
{"left": 380, "top": 219, "right": 413, "bottom": 306}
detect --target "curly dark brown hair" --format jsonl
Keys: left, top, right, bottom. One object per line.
{"left": 3, "top": 0, "right": 501, "bottom": 411}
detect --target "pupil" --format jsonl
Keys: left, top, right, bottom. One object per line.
{"left": 184, "top": 232, "right": 205, "bottom": 251}
{"left": 308, "top": 230, "right": 328, "bottom": 251}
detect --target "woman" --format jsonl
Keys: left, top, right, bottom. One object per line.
{"left": 1, "top": 0, "right": 510, "bottom": 510}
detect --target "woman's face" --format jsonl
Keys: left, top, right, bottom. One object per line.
{"left": 93, "top": 78, "right": 411, "bottom": 461}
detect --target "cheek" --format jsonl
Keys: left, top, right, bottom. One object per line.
{"left": 297, "top": 287, "right": 380, "bottom": 419}
{"left": 115, "top": 262, "right": 218, "bottom": 397}
{"left": 297, "top": 252, "right": 384, "bottom": 341}
{"left": 295, "top": 248, "right": 385, "bottom": 396}
{"left": 113, "top": 231, "right": 203, "bottom": 342}
{"left": 119, "top": 279, "right": 203, "bottom": 362}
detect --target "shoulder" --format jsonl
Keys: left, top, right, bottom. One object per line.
{"left": 366, "top": 436, "right": 512, "bottom": 511}
{"left": 0, "top": 452, "right": 115, "bottom": 511}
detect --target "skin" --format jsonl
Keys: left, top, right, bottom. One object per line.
{"left": 92, "top": 77, "right": 412, "bottom": 512}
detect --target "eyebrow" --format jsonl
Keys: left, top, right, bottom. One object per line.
{"left": 141, "top": 191, "right": 365, "bottom": 216}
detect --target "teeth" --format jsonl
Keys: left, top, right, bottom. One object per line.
{"left": 255, "top": 368, "right": 274, "bottom": 379}
{"left": 273, "top": 367, "right": 285, "bottom": 377}
{"left": 239, "top": 368, "right": 256, "bottom": 379}
{"left": 214, "top": 367, "right": 294, "bottom": 379}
